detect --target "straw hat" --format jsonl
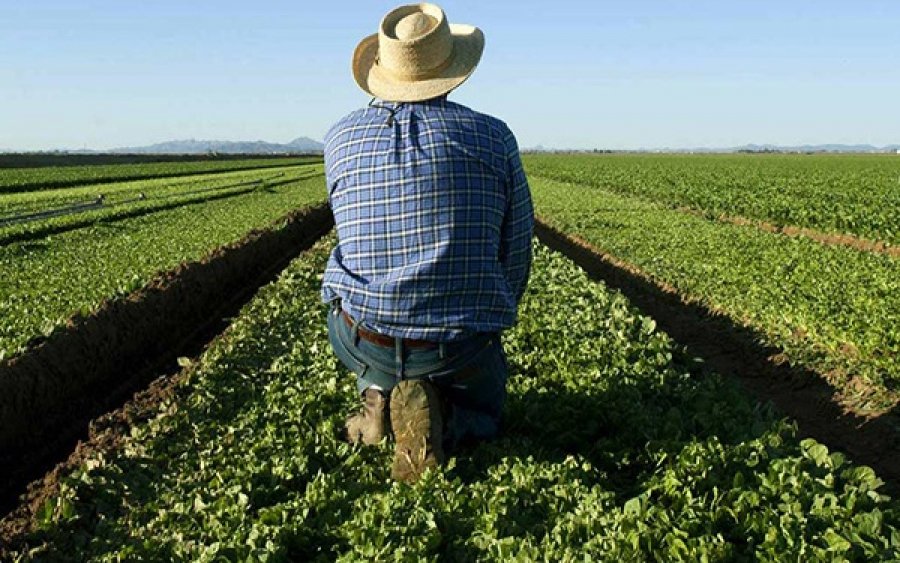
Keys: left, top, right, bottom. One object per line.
{"left": 352, "top": 3, "right": 485, "bottom": 102}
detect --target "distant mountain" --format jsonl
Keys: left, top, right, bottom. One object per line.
{"left": 110, "top": 137, "right": 324, "bottom": 154}
{"left": 285, "top": 137, "right": 325, "bottom": 152}
{"left": 6, "top": 140, "right": 897, "bottom": 156}
{"left": 734, "top": 143, "right": 900, "bottom": 153}
{"left": 631, "top": 144, "right": 900, "bottom": 154}
{"left": 524, "top": 143, "right": 900, "bottom": 154}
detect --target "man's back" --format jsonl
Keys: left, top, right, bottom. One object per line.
{"left": 322, "top": 97, "right": 533, "bottom": 341}
{"left": 324, "top": 3, "right": 532, "bottom": 483}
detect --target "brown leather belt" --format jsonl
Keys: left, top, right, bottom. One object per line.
{"left": 341, "top": 311, "right": 438, "bottom": 349}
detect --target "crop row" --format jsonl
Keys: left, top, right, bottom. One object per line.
{"left": 524, "top": 153, "right": 900, "bottom": 246}
{"left": 0, "top": 172, "right": 326, "bottom": 360}
{"left": 0, "top": 164, "right": 324, "bottom": 244}
{"left": 531, "top": 176, "right": 900, "bottom": 412}
{"left": 0, "top": 157, "right": 320, "bottom": 194}
{"left": 5, "top": 235, "right": 897, "bottom": 561}
{"left": 0, "top": 164, "right": 322, "bottom": 216}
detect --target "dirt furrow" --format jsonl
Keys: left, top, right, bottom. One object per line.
{"left": 534, "top": 218, "right": 900, "bottom": 494}
{"left": 0, "top": 204, "right": 333, "bottom": 521}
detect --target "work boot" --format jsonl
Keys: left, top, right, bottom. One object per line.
{"left": 390, "top": 380, "right": 445, "bottom": 483}
{"left": 345, "top": 388, "right": 388, "bottom": 445}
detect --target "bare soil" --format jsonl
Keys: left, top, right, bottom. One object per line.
{"left": 0, "top": 370, "right": 187, "bottom": 544}
{"left": 534, "top": 219, "right": 900, "bottom": 495}
{"left": 0, "top": 204, "right": 333, "bottom": 540}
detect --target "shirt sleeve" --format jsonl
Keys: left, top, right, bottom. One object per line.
{"left": 498, "top": 128, "right": 534, "bottom": 304}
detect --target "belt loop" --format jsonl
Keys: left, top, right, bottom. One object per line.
{"left": 439, "top": 342, "right": 446, "bottom": 360}
{"left": 395, "top": 338, "right": 404, "bottom": 381}
{"left": 351, "top": 318, "right": 361, "bottom": 347}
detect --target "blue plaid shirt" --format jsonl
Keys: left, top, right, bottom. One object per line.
{"left": 321, "top": 97, "right": 533, "bottom": 341}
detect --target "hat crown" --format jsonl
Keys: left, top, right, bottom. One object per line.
{"left": 378, "top": 4, "right": 454, "bottom": 81}
{"left": 394, "top": 13, "right": 437, "bottom": 41}
{"left": 351, "top": 3, "right": 484, "bottom": 102}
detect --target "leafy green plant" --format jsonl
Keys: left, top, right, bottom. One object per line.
{"left": 0, "top": 171, "right": 326, "bottom": 360}
{"left": 0, "top": 164, "right": 324, "bottom": 244}
{"left": 532, "top": 175, "right": 900, "bottom": 407}
{"left": 0, "top": 157, "right": 319, "bottom": 194}
{"left": 6, "top": 237, "right": 898, "bottom": 561}
{"left": 524, "top": 153, "right": 900, "bottom": 246}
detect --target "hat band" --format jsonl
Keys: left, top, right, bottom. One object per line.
{"left": 377, "top": 45, "right": 455, "bottom": 83}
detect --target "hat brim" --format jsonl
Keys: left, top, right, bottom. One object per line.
{"left": 352, "top": 24, "right": 485, "bottom": 103}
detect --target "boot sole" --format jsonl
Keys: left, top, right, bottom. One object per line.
{"left": 390, "top": 380, "right": 445, "bottom": 483}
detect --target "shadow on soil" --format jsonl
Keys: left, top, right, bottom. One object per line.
{"left": 531, "top": 218, "right": 900, "bottom": 495}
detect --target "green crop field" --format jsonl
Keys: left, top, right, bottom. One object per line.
{"left": 530, "top": 176, "right": 900, "bottom": 410}
{"left": 525, "top": 153, "right": 900, "bottom": 246}
{"left": 526, "top": 154, "right": 900, "bottom": 414}
{"left": 0, "top": 157, "right": 319, "bottom": 194}
{"left": 0, "top": 164, "right": 324, "bottom": 245}
{"left": 3, "top": 154, "right": 900, "bottom": 560}
{"left": 0, "top": 162, "right": 326, "bottom": 360}
{"left": 6, "top": 236, "right": 899, "bottom": 561}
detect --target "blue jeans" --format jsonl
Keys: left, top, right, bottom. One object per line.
{"left": 326, "top": 303, "right": 508, "bottom": 449}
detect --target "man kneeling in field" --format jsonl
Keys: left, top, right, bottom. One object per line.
{"left": 321, "top": 3, "right": 533, "bottom": 483}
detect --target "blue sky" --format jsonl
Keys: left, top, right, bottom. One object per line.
{"left": 1, "top": 0, "right": 898, "bottom": 150}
